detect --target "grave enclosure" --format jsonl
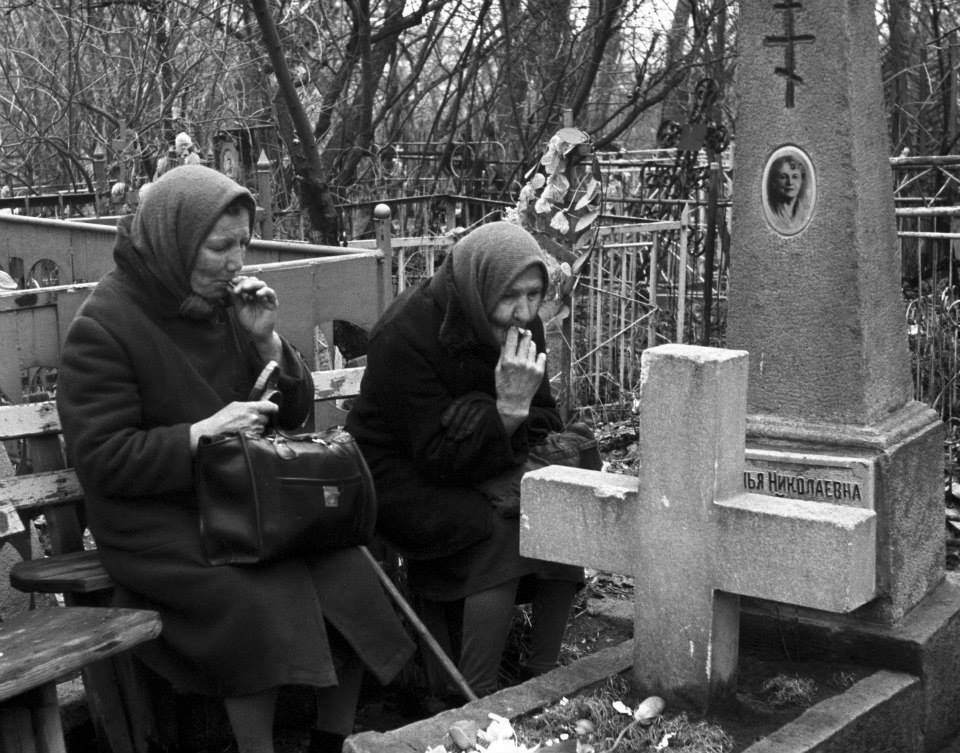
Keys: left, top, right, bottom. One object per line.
{"left": 0, "top": 214, "right": 392, "bottom": 406}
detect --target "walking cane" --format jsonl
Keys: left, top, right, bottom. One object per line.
{"left": 359, "top": 545, "right": 479, "bottom": 703}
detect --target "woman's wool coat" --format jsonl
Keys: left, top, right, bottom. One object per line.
{"left": 57, "top": 249, "right": 413, "bottom": 696}
{"left": 345, "top": 267, "right": 564, "bottom": 573}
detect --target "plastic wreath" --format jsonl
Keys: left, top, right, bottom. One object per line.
{"left": 505, "top": 126, "right": 603, "bottom": 323}
{"left": 510, "top": 126, "right": 603, "bottom": 263}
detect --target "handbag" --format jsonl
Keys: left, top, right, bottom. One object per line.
{"left": 478, "top": 422, "right": 603, "bottom": 518}
{"left": 194, "top": 362, "right": 377, "bottom": 566}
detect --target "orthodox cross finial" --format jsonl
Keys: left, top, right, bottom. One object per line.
{"left": 764, "top": 2, "right": 815, "bottom": 108}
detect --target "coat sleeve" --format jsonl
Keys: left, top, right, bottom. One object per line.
{"left": 57, "top": 314, "right": 196, "bottom": 498}
{"left": 276, "top": 339, "right": 314, "bottom": 431}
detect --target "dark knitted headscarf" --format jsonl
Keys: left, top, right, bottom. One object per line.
{"left": 446, "top": 221, "right": 548, "bottom": 349}
{"left": 114, "top": 164, "right": 256, "bottom": 319}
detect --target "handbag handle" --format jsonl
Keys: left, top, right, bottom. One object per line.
{"left": 249, "top": 360, "right": 286, "bottom": 436}
{"left": 249, "top": 360, "right": 281, "bottom": 401}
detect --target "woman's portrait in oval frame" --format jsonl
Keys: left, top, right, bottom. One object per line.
{"left": 762, "top": 145, "right": 816, "bottom": 236}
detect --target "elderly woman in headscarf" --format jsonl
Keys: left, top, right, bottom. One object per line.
{"left": 56, "top": 164, "right": 413, "bottom": 753}
{"left": 346, "top": 221, "right": 587, "bottom": 701}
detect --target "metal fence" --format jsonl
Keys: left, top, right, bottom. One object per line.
{"left": 5, "top": 152, "right": 960, "bottom": 427}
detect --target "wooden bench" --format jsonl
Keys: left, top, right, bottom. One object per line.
{"left": 0, "top": 365, "right": 366, "bottom": 753}
{"left": 0, "top": 607, "right": 160, "bottom": 753}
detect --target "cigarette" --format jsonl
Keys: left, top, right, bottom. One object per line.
{"left": 231, "top": 276, "right": 257, "bottom": 302}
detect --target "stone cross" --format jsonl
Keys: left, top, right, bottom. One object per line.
{"left": 727, "top": 0, "right": 944, "bottom": 623}
{"left": 521, "top": 344, "right": 876, "bottom": 711}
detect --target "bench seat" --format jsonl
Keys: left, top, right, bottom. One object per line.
{"left": 0, "top": 607, "right": 161, "bottom": 702}
{"left": 0, "top": 607, "right": 161, "bottom": 753}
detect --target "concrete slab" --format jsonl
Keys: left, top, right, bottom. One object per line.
{"left": 741, "top": 572, "right": 960, "bottom": 751}
{"left": 742, "top": 670, "right": 922, "bottom": 753}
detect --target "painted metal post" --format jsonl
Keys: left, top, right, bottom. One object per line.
{"left": 256, "top": 150, "right": 274, "bottom": 240}
{"left": 374, "top": 203, "right": 394, "bottom": 315}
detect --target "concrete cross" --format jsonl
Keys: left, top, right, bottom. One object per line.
{"left": 521, "top": 344, "right": 877, "bottom": 711}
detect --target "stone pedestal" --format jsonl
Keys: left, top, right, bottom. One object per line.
{"left": 743, "top": 403, "right": 944, "bottom": 623}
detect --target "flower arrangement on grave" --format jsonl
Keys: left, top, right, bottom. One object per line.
{"left": 504, "top": 126, "right": 603, "bottom": 324}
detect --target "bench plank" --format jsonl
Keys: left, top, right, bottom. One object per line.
{"left": 10, "top": 550, "right": 110, "bottom": 594}
{"left": 312, "top": 366, "right": 364, "bottom": 401}
{"left": 0, "top": 469, "right": 83, "bottom": 512}
{"left": 0, "top": 401, "right": 62, "bottom": 438}
{"left": 0, "top": 607, "right": 161, "bottom": 702}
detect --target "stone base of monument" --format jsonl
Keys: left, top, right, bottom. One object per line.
{"left": 740, "top": 572, "right": 960, "bottom": 752}
{"left": 342, "top": 593, "right": 947, "bottom": 753}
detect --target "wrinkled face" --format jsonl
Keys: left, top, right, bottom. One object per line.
{"left": 773, "top": 161, "right": 802, "bottom": 201}
{"left": 189, "top": 208, "right": 250, "bottom": 300}
{"left": 488, "top": 265, "right": 545, "bottom": 344}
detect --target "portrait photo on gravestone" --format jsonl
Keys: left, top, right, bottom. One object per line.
{"left": 762, "top": 144, "right": 815, "bottom": 236}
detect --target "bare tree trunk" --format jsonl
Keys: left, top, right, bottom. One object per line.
{"left": 568, "top": 0, "right": 627, "bottom": 121}
{"left": 247, "top": 0, "right": 340, "bottom": 244}
{"left": 657, "top": 0, "right": 694, "bottom": 128}
{"left": 886, "top": 0, "right": 914, "bottom": 152}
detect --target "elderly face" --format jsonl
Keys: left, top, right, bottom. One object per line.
{"left": 487, "top": 265, "right": 545, "bottom": 344}
{"left": 189, "top": 208, "right": 251, "bottom": 300}
{"left": 773, "top": 159, "right": 803, "bottom": 202}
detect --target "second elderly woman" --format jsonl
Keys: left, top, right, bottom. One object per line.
{"left": 346, "top": 221, "right": 585, "bottom": 700}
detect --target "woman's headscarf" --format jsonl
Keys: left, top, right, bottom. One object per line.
{"left": 447, "top": 221, "right": 548, "bottom": 348}
{"left": 114, "top": 164, "right": 256, "bottom": 319}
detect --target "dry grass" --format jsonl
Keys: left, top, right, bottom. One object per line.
{"left": 512, "top": 675, "right": 735, "bottom": 753}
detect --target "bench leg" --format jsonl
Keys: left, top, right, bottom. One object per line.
{"left": 32, "top": 684, "right": 66, "bottom": 753}
{"left": 1, "top": 683, "right": 68, "bottom": 753}
{"left": 82, "top": 653, "right": 159, "bottom": 753}
{"left": 65, "top": 589, "right": 163, "bottom": 753}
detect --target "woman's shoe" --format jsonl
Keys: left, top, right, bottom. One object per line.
{"left": 307, "top": 730, "right": 345, "bottom": 753}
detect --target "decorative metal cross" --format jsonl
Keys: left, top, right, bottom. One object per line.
{"left": 764, "top": 1, "right": 815, "bottom": 107}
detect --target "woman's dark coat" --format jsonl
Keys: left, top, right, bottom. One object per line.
{"left": 57, "top": 218, "right": 413, "bottom": 696}
{"left": 345, "top": 264, "right": 574, "bottom": 598}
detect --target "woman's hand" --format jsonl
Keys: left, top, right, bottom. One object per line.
{"left": 189, "top": 399, "right": 279, "bottom": 453}
{"left": 495, "top": 326, "right": 546, "bottom": 435}
{"left": 230, "top": 276, "right": 282, "bottom": 362}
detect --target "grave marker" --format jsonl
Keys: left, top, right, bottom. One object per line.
{"left": 727, "top": 0, "right": 944, "bottom": 622}
{"left": 522, "top": 344, "right": 876, "bottom": 710}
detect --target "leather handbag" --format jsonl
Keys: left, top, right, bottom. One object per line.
{"left": 196, "top": 425, "right": 377, "bottom": 566}
{"left": 478, "top": 422, "right": 603, "bottom": 518}
{"left": 194, "top": 362, "right": 377, "bottom": 566}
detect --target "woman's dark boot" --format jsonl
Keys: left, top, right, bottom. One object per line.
{"left": 308, "top": 730, "right": 345, "bottom": 753}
